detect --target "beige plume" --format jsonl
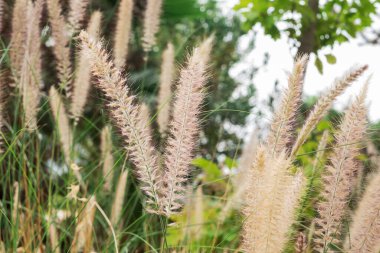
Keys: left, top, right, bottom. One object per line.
{"left": 344, "top": 168, "right": 380, "bottom": 253}
{"left": 111, "top": 169, "right": 128, "bottom": 226}
{"left": 267, "top": 55, "right": 308, "bottom": 154}
{"left": 114, "top": 0, "right": 134, "bottom": 69}
{"left": 72, "top": 197, "right": 97, "bottom": 253}
{"left": 49, "top": 86, "right": 72, "bottom": 164}
{"left": 68, "top": 0, "right": 89, "bottom": 34}
{"left": 71, "top": 11, "right": 102, "bottom": 121}
{"left": 313, "top": 82, "right": 368, "bottom": 252}
{"left": 242, "top": 150, "right": 305, "bottom": 253}
{"left": 162, "top": 46, "right": 210, "bottom": 216}
{"left": 142, "top": 0, "right": 163, "bottom": 53}
{"left": 10, "top": 0, "right": 28, "bottom": 78}
{"left": 21, "top": 0, "right": 43, "bottom": 131}
{"left": 101, "top": 125, "right": 114, "bottom": 191}
{"left": 46, "top": 0, "right": 72, "bottom": 95}
{"left": 157, "top": 43, "right": 175, "bottom": 135}
{"left": 290, "top": 65, "right": 367, "bottom": 157}
{"left": 79, "top": 31, "right": 163, "bottom": 213}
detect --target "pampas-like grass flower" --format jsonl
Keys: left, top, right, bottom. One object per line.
{"left": 71, "top": 196, "right": 97, "bottom": 253}
{"left": 21, "top": 0, "right": 43, "bottom": 131}
{"left": 161, "top": 46, "right": 209, "bottom": 216}
{"left": 71, "top": 11, "right": 102, "bottom": 121}
{"left": 344, "top": 169, "right": 380, "bottom": 252}
{"left": 157, "top": 43, "right": 175, "bottom": 135}
{"left": 67, "top": 0, "right": 89, "bottom": 34}
{"left": 10, "top": 0, "right": 28, "bottom": 78}
{"left": 142, "top": 0, "right": 163, "bottom": 53}
{"left": 313, "top": 82, "right": 368, "bottom": 252}
{"left": 101, "top": 125, "right": 114, "bottom": 191}
{"left": 242, "top": 149, "right": 305, "bottom": 253}
{"left": 113, "top": 0, "right": 134, "bottom": 69}
{"left": 49, "top": 86, "right": 72, "bottom": 165}
{"left": 290, "top": 65, "right": 368, "bottom": 157}
{"left": 111, "top": 169, "right": 128, "bottom": 226}
{"left": 46, "top": 0, "right": 72, "bottom": 94}
{"left": 79, "top": 31, "right": 163, "bottom": 213}
{"left": 267, "top": 55, "right": 308, "bottom": 154}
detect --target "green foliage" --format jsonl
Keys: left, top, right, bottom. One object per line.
{"left": 234, "top": 0, "right": 379, "bottom": 71}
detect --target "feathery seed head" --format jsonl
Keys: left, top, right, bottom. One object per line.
{"left": 313, "top": 81, "right": 368, "bottom": 252}
{"left": 114, "top": 0, "right": 134, "bottom": 69}
{"left": 49, "top": 86, "right": 72, "bottom": 165}
{"left": 290, "top": 64, "right": 368, "bottom": 158}
{"left": 142, "top": 0, "right": 163, "bottom": 52}
{"left": 344, "top": 168, "right": 380, "bottom": 253}
{"left": 267, "top": 54, "right": 308, "bottom": 155}
{"left": 79, "top": 31, "right": 163, "bottom": 214}
{"left": 161, "top": 44, "right": 210, "bottom": 216}
{"left": 71, "top": 11, "right": 103, "bottom": 121}
{"left": 157, "top": 42, "right": 176, "bottom": 135}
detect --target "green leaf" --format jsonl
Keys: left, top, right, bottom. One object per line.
{"left": 315, "top": 57, "right": 323, "bottom": 74}
{"left": 192, "top": 157, "right": 221, "bottom": 181}
{"left": 225, "top": 157, "right": 237, "bottom": 169}
{"left": 325, "top": 54, "right": 336, "bottom": 64}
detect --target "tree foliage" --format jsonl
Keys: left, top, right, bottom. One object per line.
{"left": 235, "top": 0, "right": 380, "bottom": 72}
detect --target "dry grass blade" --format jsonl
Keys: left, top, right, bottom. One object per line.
{"left": 290, "top": 65, "right": 368, "bottom": 158}
{"left": 313, "top": 82, "right": 368, "bottom": 252}
{"left": 79, "top": 31, "right": 163, "bottom": 213}
{"left": 113, "top": 0, "right": 134, "bottom": 69}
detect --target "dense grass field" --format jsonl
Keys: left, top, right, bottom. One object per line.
{"left": 0, "top": 0, "right": 379, "bottom": 252}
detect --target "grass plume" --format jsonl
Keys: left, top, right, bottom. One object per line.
{"left": 71, "top": 11, "right": 102, "bottom": 121}
{"left": 21, "top": 0, "right": 43, "bottom": 131}
{"left": 49, "top": 86, "right": 72, "bottom": 165}
{"left": 162, "top": 45, "right": 210, "bottom": 216}
{"left": 344, "top": 168, "right": 380, "bottom": 252}
{"left": 313, "top": 82, "right": 368, "bottom": 252}
{"left": 46, "top": 0, "right": 72, "bottom": 94}
{"left": 101, "top": 125, "right": 115, "bottom": 191}
{"left": 68, "top": 0, "right": 89, "bottom": 34}
{"left": 79, "top": 31, "right": 163, "bottom": 213}
{"left": 142, "top": 0, "right": 163, "bottom": 53}
{"left": 290, "top": 65, "right": 368, "bottom": 157}
{"left": 111, "top": 169, "right": 128, "bottom": 226}
{"left": 10, "top": 0, "right": 28, "bottom": 78}
{"left": 157, "top": 43, "right": 175, "bottom": 135}
{"left": 113, "top": 0, "right": 134, "bottom": 69}
{"left": 267, "top": 55, "right": 308, "bottom": 154}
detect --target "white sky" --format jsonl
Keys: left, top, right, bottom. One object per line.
{"left": 221, "top": 1, "right": 380, "bottom": 122}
